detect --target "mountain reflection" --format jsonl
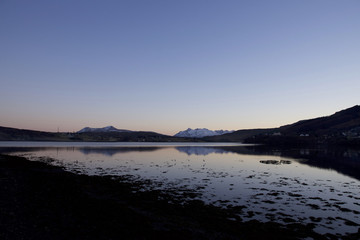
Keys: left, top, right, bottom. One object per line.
{"left": 0, "top": 146, "right": 165, "bottom": 156}
{"left": 175, "top": 147, "right": 230, "bottom": 156}
{"left": 78, "top": 146, "right": 235, "bottom": 156}
{"left": 78, "top": 147, "right": 162, "bottom": 156}
{"left": 1, "top": 144, "right": 360, "bottom": 181}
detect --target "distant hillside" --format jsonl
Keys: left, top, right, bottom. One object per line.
{"left": 243, "top": 105, "right": 360, "bottom": 147}
{"left": 279, "top": 105, "right": 360, "bottom": 136}
{"left": 203, "top": 105, "right": 360, "bottom": 146}
{"left": 0, "top": 126, "right": 193, "bottom": 142}
{"left": 0, "top": 126, "right": 65, "bottom": 141}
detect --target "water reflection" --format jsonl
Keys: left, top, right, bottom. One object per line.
{"left": 243, "top": 146, "right": 360, "bottom": 181}
{"left": 1, "top": 144, "right": 360, "bottom": 181}
{"left": 1, "top": 142, "right": 360, "bottom": 235}
{"left": 78, "top": 147, "right": 162, "bottom": 156}
{"left": 176, "top": 146, "right": 229, "bottom": 156}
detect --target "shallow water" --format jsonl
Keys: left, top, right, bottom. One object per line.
{"left": 1, "top": 142, "right": 359, "bottom": 235}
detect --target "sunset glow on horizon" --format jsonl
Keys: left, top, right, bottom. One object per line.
{"left": 1, "top": 0, "right": 359, "bottom": 135}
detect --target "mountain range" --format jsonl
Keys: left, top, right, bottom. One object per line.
{"left": 0, "top": 105, "right": 359, "bottom": 146}
{"left": 77, "top": 126, "right": 131, "bottom": 133}
{"left": 77, "top": 127, "right": 233, "bottom": 138}
{"left": 174, "top": 128, "right": 233, "bottom": 138}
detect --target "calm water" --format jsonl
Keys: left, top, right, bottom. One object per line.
{"left": 1, "top": 141, "right": 359, "bottom": 235}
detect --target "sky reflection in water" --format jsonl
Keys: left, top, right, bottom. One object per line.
{"left": 1, "top": 142, "right": 360, "bottom": 235}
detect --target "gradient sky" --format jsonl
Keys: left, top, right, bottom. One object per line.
{"left": 1, "top": 0, "right": 359, "bottom": 135}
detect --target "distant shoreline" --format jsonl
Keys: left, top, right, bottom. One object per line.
{"left": 1, "top": 104, "right": 360, "bottom": 146}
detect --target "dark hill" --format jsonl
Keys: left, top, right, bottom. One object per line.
{"left": 242, "top": 105, "right": 360, "bottom": 147}
{"left": 279, "top": 105, "right": 360, "bottom": 136}
{"left": 0, "top": 126, "right": 63, "bottom": 141}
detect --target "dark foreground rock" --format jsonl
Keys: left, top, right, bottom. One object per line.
{"left": 0, "top": 154, "right": 359, "bottom": 240}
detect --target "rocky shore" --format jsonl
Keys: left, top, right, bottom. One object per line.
{"left": 0, "top": 154, "right": 359, "bottom": 240}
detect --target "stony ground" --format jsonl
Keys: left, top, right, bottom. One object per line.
{"left": 0, "top": 154, "right": 359, "bottom": 240}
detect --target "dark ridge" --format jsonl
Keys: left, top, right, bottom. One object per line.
{"left": 280, "top": 105, "right": 360, "bottom": 135}
{"left": 0, "top": 126, "right": 197, "bottom": 142}
{"left": 242, "top": 105, "right": 360, "bottom": 147}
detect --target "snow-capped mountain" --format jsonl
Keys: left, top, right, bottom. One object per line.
{"left": 174, "top": 128, "right": 234, "bottom": 138}
{"left": 77, "top": 126, "right": 131, "bottom": 133}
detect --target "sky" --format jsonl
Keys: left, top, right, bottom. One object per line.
{"left": 1, "top": 0, "right": 359, "bottom": 135}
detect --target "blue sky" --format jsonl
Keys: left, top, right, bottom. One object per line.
{"left": 1, "top": 0, "right": 359, "bottom": 135}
